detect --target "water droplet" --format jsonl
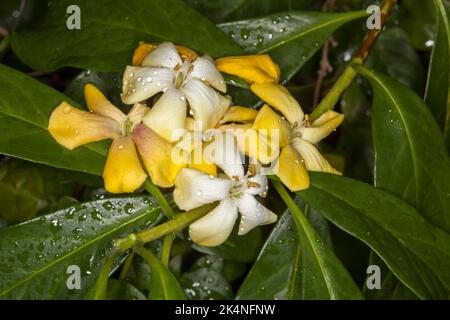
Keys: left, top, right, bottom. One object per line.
{"left": 63, "top": 105, "right": 71, "bottom": 114}
{"left": 118, "top": 144, "right": 124, "bottom": 150}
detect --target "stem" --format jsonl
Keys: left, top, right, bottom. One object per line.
{"left": 161, "top": 233, "right": 176, "bottom": 267}
{"left": 114, "top": 202, "right": 218, "bottom": 253}
{"left": 144, "top": 180, "right": 176, "bottom": 218}
{"left": 310, "top": 0, "right": 397, "bottom": 121}
{"left": 272, "top": 180, "right": 307, "bottom": 231}
{"left": 89, "top": 249, "right": 119, "bottom": 300}
{"left": 119, "top": 252, "right": 135, "bottom": 280}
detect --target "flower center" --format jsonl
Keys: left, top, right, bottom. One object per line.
{"left": 173, "top": 60, "right": 193, "bottom": 89}
{"left": 229, "top": 174, "right": 261, "bottom": 199}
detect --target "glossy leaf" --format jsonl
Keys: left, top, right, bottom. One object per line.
{"left": 399, "top": 0, "right": 436, "bottom": 50}
{"left": 11, "top": 0, "right": 242, "bottom": 72}
{"left": 360, "top": 67, "right": 450, "bottom": 232}
{"left": 106, "top": 279, "right": 146, "bottom": 300}
{"left": 0, "top": 196, "right": 162, "bottom": 299}
{"left": 0, "top": 63, "right": 107, "bottom": 176}
{"left": 238, "top": 197, "right": 363, "bottom": 300}
{"left": 219, "top": 11, "right": 367, "bottom": 83}
{"left": 135, "top": 246, "right": 185, "bottom": 300}
{"left": 298, "top": 173, "right": 450, "bottom": 299}
{"left": 425, "top": 0, "right": 450, "bottom": 130}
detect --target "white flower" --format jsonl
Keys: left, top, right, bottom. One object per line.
{"left": 173, "top": 133, "right": 277, "bottom": 247}
{"left": 121, "top": 42, "right": 231, "bottom": 141}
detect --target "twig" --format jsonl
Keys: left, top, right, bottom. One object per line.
{"left": 12, "top": 0, "right": 27, "bottom": 32}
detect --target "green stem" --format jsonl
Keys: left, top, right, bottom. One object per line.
{"left": 272, "top": 180, "right": 308, "bottom": 230}
{"left": 119, "top": 252, "right": 135, "bottom": 280}
{"left": 114, "top": 202, "right": 217, "bottom": 253}
{"left": 144, "top": 180, "right": 176, "bottom": 219}
{"left": 161, "top": 233, "right": 176, "bottom": 267}
{"left": 0, "top": 34, "right": 9, "bottom": 56}
{"left": 309, "top": 0, "right": 397, "bottom": 121}
{"left": 89, "top": 249, "right": 119, "bottom": 300}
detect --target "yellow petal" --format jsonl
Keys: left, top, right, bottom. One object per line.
{"left": 84, "top": 84, "right": 126, "bottom": 124}
{"left": 251, "top": 83, "right": 304, "bottom": 126}
{"left": 275, "top": 145, "right": 310, "bottom": 192}
{"left": 103, "top": 136, "right": 147, "bottom": 193}
{"left": 215, "top": 55, "right": 280, "bottom": 84}
{"left": 252, "top": 105, "right": 292, "bottom": 147}
{"left": 48, "top": 102, "right": 120, "bottom": 150}
{"left": 132, "top": 124, "right": 185, "bottom": 188}
{"left": 292, "top": 139, "right": 341, "bottom": 175}
{"left": 233, "top": 127, "right": 279, "bottom": 164}
{"left": 300, "top": 111, "right": 344, "bottom": 144}
{"left": 187, "top": 145, "right": 217, "bottom": 176}
{"left": 220, "top": 106, "right": 258, "bottom": 124}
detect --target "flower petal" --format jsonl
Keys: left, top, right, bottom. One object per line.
{"left": 132, "top": 123, "right": 185, "bottom": 187}
{"left": 275, "top": 144, "right": 310, "bottom": 191}
{"left": 300, "top": 111, "right": 344, "bottom": 144}
{"left": 292, "top": 139, "right": 341, "bottom": 175}
{"left": 233, "top": 128, "right": 278, "bottom": 164}
{"left": 251, "top": 83, "right": 304, "bottom": 126}
{"left": 215, "top": 55, "right": 280, "bottom": 84}
{"left": 103, "top": 136, "right": 147, "bottom": 193}
{"left": 245, "top": 172, "right": 268, "bottom": 196}
{"left": 253, "top": 105, "right": 292, "bottom": 147}
{"left": 181, "top": 78, "right": 231, "bottom": 129}
{"left": 236, "top": 194, "right": 277, "bottom": 235}
{"left": 189, "top": 199, "right": 238, "bottom": 247}
{"left": 121, "top": 66, "right": 174, "bottom": 104}
{"left": 84, "top": 84, "right": 126, "bottom": 123}
{"left": 204, "top": 132, "right": 244, "bottom": 178}
{"left": 48, "top": 102, "right": 120, "bottom": 150}
{"left": 143, "top": 88, "right": 187, "bottom": 142}
{"left": 132, "top": 42, "right": 158, "bottom": 66}
{"left": 127, "top": 103, "right": 149, "bottom": 130}
{"left": 173, "top": 168, "right": 232, "bottom": 211}
{"left": 187, "top": 145, "right": 218, "bottom": 176}
{"left": 191, "top": 56, "right": 226, "bottom": 92}
{"left": 141, "top": 42, "right": 182, "bottom": 69}
{"left": 220, "top": 106, "right": 258, "bottom": 124}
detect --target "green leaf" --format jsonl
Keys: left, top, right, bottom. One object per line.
{"left": 192, "top": 225, "right": 263, "bottom": 262}
{"left": 106, "top": 279, "right": 146, "bottom": 300}
{"left": 238, "top": 189, "right": 363, "bottom": 300}
{"left": 0, "top": 63, "right": 107, "bottom": 175}
{"left": 425, "top": 0, "right": 450, "bottom": 130}
{"left": 134, "top": 245, "right": 186, "bottom": 300}
{"left": 186, "top": 0, "right": 312, "bottom": 23}
{"left": 359, "top": 67, "right": 450, "bottom": 232}
{"left": 399, "top": 0, "right": 436, "bottom": 50}
{"left": 298, "top": 173, "right": 450, "bottom": 299}
{"left": 0, "top": 196, "right": 162, "bottom": 299}
{"left": 180, "top": 255, "right": 233, "bottom": 300}
{"left": 219, "top": 11, "right": 367, "bottom": 83}
{"left": 11, "top": 0, "right": 242, "bottom": 72}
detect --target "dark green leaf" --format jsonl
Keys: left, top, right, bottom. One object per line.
{"left": 360, "top": 67, "right": 450, "bottom": 232}
{"left": 0, "top": 63, "right": 107, "bottom": 175}
{"left": 399, "top": 0, "right": 436, "bottom": 50}
{"left": 237, "top": 197, "right": 363, "bottom": 300}
{"left": 11, "top": 0, "right": 242, "bottom": 72}
{"left": 298, "top": 173, "right": 450, "bottom": 299}
{"left": 192, "top": 225, "right": 263, "bottom": 263}
{"left": 106, "top": 279, "right": 146, "bottom": 300}
{"left": 0, "top": 196, "right": 162, "bottom": 299}
{"left": 219, "top": 11, "right": 367, "bottom": 83}
{"left": 425, "top": 0, "right": 450, "bottom": 130}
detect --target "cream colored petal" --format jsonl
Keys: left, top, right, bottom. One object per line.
{"left": 274, "top": 144, "right": 310, "bottom": 192}
{"left": 251, "top": 83, "right": 304, "bottom": 126}
{"left": 189, "top": 199, "right": 238, "bottom": 247}
{"left": 121, "top": 66, "right": 174, "bottom": 104}
{"left": 292, "top": 139, "right": 341, "bottom": 174}
{"left": 48, "top": 102, "right": 120, "bottom": 150}
{"left": 236, "top": 194, "right": 277, "bottom": 235}
{"left": 220, "top": 106, "right": 258, "bottom": 124}
{"left": 173, "top": 168, "right": 232, "bottom": 211}
{"left": 300, "top": 111, "right": 344, "bottom": 144}
{"left": 245, "top": 173, "right": 268, "bottom": 196}
{"left": 181, "top": 78, "right": 231, "bottom": 129}
{"left": 84, "top": 84, "right": 126, "bottom": 123}
{"left": 191, "top": 56, "right": 226, "bottom": 92}
{"left": 204, "top": 132, "right": 244, "bottom": 178}
{"left": 141, "top": 42, "right": 182, "bottom": 69}
{"left": 103, "top": 136, "right": 147, "bottom": 193}
{"left": 142, "top": 88, "right": 187, "bottom": 142}
{"left": 132, "top": 124, "right": 185, "bottom": 188}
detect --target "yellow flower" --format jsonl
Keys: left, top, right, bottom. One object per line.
{"left": 48, "top": 84, "right": 189, "bottom": 191}
{"left": 215, "top": 54, "right": 280, "bottom": 84}
{"left": 240, "top": 83, "right": 344, "bottom": 192}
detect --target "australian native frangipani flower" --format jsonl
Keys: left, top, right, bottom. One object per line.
{"left": 173, "top": 133, "right": 277, "bottom": 247}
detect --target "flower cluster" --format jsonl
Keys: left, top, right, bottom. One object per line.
{"left": 48, "top": 42, "right": 343, "bottom": 247}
